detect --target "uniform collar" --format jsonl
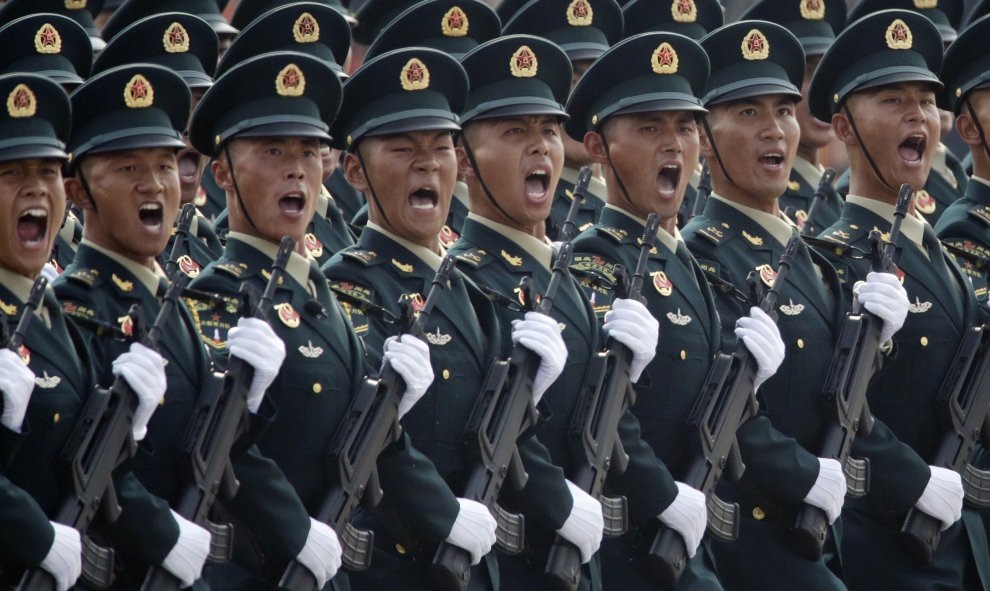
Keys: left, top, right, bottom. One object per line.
{"left": 317, "top": 186, "right": 333, "bottom": 218}
{"left": 366, "top": 221, "right": 445, "bottom": 272}
{"left": 845, "top": 195, "right": 926, "bottom": 250}
{"left": 467, "top": 212, "right": 553, "bottom": 269}
{"left": 711, "top": 193, "right": 795, "bottom": 246}
{"left": 931, "top": 143, "right": 951, "bottom": 185}
{"left": 0, "top": 266, "right": 37, "bottom": 303}
{"left": 603, "top": 204, "right": 682, "bottom": 253}
{"left": 81, "top": 238, "right": 165, "bottom": 295}
{"left": 561, "top": 164, "right": 607, "bottom": 202}
{"left": 228, "top": 231, "right": 314, "bottom": 288}
{"left": 791, "top": 155, "right": 823, "bottom": 187}
{"left": 973, "top": 175, "right": 990, "bottom": 190}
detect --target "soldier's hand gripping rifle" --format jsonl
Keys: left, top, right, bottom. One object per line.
{"left": 0, "top": 275, "right": 46, "bottom": 419}
{"left": 141, "top": 236, "right": 295, "bottom": 591}
{"left": 20, "top": 272, "right": 191, "bottom": 591}
{"left": 279, "top": 255, "right": 457, "bottom": 591}
{"left": 543, "top": 212, "right": 661, "bottom": 591}
{"left": 690, "top": 159, "right": 712, "bottom": 220}
{"left": 429, "top": 168, "right": 593, "bottom": 591}
{"left": 647, "top": 234, "right": 800, "bottom": 589}
{"left": 790, "top": 183, "right": 911, "bottom": 560}
{"left": 799, "top": 168, "right": 836, "bottom": 236}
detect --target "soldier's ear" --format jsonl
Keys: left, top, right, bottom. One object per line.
{"left": 698, "top": 118, "right": 716, "bottom": 159}
{"left": 583, "top": 130, "right": 608, "bottom": 164}
{"left": 455, "top": 144, "right": 474, "bottom": 178}
{"left": 955, "top": 108, "right": 983, "bottom": 148}
{"left": 342, "top": 150, "right": 369, "bottom": 192}
{"left": 211, "top": 156, "right": 234, "bottom": 193}
{"left": 830, "top": 110, "right": 857, "bottom": 147}
{"left": 63, "top": 167, "right": 95, "bottom": 212}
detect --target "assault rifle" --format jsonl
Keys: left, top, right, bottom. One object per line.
{"left": 142, "top": 236, "right": 295, "bottom": 590}
{"left": 0, "top": 276, "right": 46, "bottom": 417}
{"left": 690, "top": 159, "right": 712, "bottom": 220}
{"left": 162, "top": 203, "right": 196, "bottom": 279}
{"left": 800, "top": 168, "right": 837, "bottom": 236}
{"left": 791, "top": 183, "right": 911, "bottom": 559}
{"left": 279, "top": 255, "right": 456, "bottom": 590}
{"left": 647, "top": 234, "right": 800, "bottom": 588}
{"left": 543, "top": 213, "right": 660, "bottom": 591}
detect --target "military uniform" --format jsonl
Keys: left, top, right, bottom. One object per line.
{"left": 351, "top": 182, "right": 468, "bottom": 248}
{"left": 780, "top": 156, "right": 844, "bottom": 235}
{"left": 546, "top": 166, "right": 608, "bottom": 241}
{"left": 934, "top": 177, "right": 990, "bottom": 304}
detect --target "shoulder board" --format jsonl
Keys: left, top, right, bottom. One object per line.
{"left": 942, "top": 239, "right": 990, "bottom": 272}
{"left": 329, "top": 280, "right": 375, "bottom": 307}
{"left": 803, "top": 235, "right": 868, "bottom": 260}
{"left": 64, "top": 267, "right": 101, "bottom": 287}
{"left": 967, "top": 206, "right": 990, "bottom": 227}
{"left": 340, "top": 249, "right": 378, "bottom": 266}
{"left": 215, "top": 262, "right": 249, "bottom": 278}
{"left": 570, "top": 254, "right": 618, "bottom": 284}
{"left": 696, "top": 225, "right": 725, "bottom": 245}
{"left": 594, "top": 226, "right": 628, "bottom": 243}
{"left": 453, "top": 247, "right": 491, "bottom": 268}
{"left": 697, "top": 259, "right": 720, "bottom": 277}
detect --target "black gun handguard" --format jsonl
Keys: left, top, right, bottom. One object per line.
{"left": 800, "top": 168, "right": 836, "bottom": 236}
{"left": 163, "top": 203, "right": 196, "bottom": 279}
{"left": 690, "top": 159, "right": 712, "bottom": 220}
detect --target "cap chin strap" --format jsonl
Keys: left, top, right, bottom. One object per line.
{"left": 76, "top": 165, "right": 99, "bottom": 217}
{"left": 701, "top": 117, "right": 738, "bottom": 191}
{"left": 964, "top": 98, "right": 990, "bottom": 162}
{"left": 841, "top": 103, "right": 898, "bottom": 194}
{"left": 459, "top": 133, "right": 522, "bottom": 227}
{"left": 224, "top": 144, "right": 259, "bottom": 233}
{"left": 597, "top": 125, "right": 634, "bottom": 209}
{"left": 353, "top": 147, "right": 395, "bottom": 231}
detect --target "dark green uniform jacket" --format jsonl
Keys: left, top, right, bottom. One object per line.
{"left": 779, "top": 156, "right": 843, "bottom": 236}
{"left": 572, "top": 205, "right": 723, "bottom": 591}
{"left": 49, "top": 210, "right": 82, "bottom": 275}
{"left": 323, "top": 225, "right": 500, "bottom": 591}
{"left": 546, "top": 165, "right": 608, "bottom": 241}
{"left": 325, "top": 168, "right": 365, "bottom": 225}
{"left": 157, "top": 208, "right": 224, "bottom": 279}
{"left": 56, "top": 242, "right": 315, "bottom": 587}
{"left": 817, "top": 198, "right": 990, "bottom": 591}
{"left": 682, "top": 195, "right": 849, "bottom": 591}
{"left": 934, "top": 175, "right": 990, "bottom": 305}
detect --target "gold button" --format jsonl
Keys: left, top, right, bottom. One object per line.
{"left": 920, "top": 336, "right": 929, "bottom": 347}
{"left": 313, "top": 383, "right": 322, "bottom": 394}
{"left": 53, "top": 413, "right": 60, "bottom": 424}
{"left": 442, "top": 369, "right": 451, "bottom": 380}
{"left": 797, "top": 338, "right": 805, "bottom": 349}
{"left": 680, "top": 350, "right": 686, "bottom": 360}
{"left": 752, "top": 507, "right": 765, "bottom": 520}
{"left": 722, "top": 223, "right": 730, "bottom": 228}
{"left": 849, "top": 224, "right": 859, "bottom": 230}
{"left": 395, "top": 544, "right": 406, "bottom": 555}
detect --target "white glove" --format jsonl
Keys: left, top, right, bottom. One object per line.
{"left": 602, "top": 298, "right": 659, "bottom": 383}
{"left": 111, "top": 342, "right": 166, "bottom": 442}
{"left": 445, "top": 498, "right": 497, "bottom": 565}
{"left": 657, "top": 482, "right": 707, "bottom": 558}
{"left": 0, "top": 348, "right": 34, "bottom": 432}
{"left": 39, "top": 262, "right": 60, "bottom": 282}
{"left": 735, "top": 306, "right": 785, "bottom": 390}
{"left": 511, "top": 311, "right": 567, "bottom": 404}
{"left": 915, "top": 466, "right": 964, "bottom": 530}
{"left": 160, "top": 511, "right": 211, "bottom": 588}
{"left": 384, "top": 334, "right": 434, "bottom": 419}
{"left": 803, "top": 458, "right": 847, "bottom": 524}
{"left": 295, "top": 518, "right": 342, "bottom": 589}
{"left": 556, "top": 480, "right": 604, "bottom": 563}
{"left": 40, "top": 522, "right": 81, "bottom": 591}
{"left": 854, "top": 271, "right": 909, "bottom": 344}
{"left": 227, "top": 317, "right": 286, "bottom": 413}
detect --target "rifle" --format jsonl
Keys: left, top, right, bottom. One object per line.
{"left": 20, "top": 273, "right": 191, "bottom": 591}
{"left": 163, "top": 203, "right": 196, "bottom": 279}
{"left": 278, "top": 255, "right": 457, "bottom": 591}
{"left": 0, "top": 276, "right": 47, "bottom": 418}
{"left": 791, "top": 183, "right": 911, "bottom": 560}
{"left": 647, "top": 234, "right": 801, "bottom": 589}
{"left": 690, "top": 159, "right": 712, "bottom": 220}
{"left": 800, "top": 168, "right": 837, "bottom": 236}
{"left": 428, "top": 167, "right": 593, "bottom": 591}
{"left": 141, "top": 237, "right": 295, "bottom": 590}
{"left": 544, "top": 212, "right": 662, "bottom": 591}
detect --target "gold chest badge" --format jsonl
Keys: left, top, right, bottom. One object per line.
{"left": 757, "top": 263, "right": 777, "bottom": 287}
{"left": 651, "top": 271, "right": 673, "bottom": 296}
{"left": 276, "top": 302, "right": 301, "bottom": 328}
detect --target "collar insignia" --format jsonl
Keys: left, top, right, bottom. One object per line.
{"left": 0, "top": 300, "right": 15, "bottom": 315}
{"left": 112, "top": 273, "right": 134, "bottom": 292}
{"left": 501, "top": 250, "right": 523, "bottom": 267}
{"left": 392, "top": 259, "right": 414, "bottom": 273}
{"left": 742, "top": 231, "right": 764, "bottom": 246}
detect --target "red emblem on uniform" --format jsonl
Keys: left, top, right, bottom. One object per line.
{"left": 119, "top": 314, "right": 134, "bottom": 336}
{"left": 277, "top": 303, "right": 301, "bottom": 328}
{"left": 915, "top": 189, "right": 936, "bottom": 215}
{"left": 652, "top": 271, "right": 673, "bottom": 296}
{"left": 439, "top": 225, "right": 459, "bottom": 248}
{"left": 404, "top": 293, "right": 425, "bottom": 313}
{"left": 757, "top": 263, "right": 777, "bottom": 287}
{"left": 895, "top": 267, "right": 905, "bottom": 284}
{"left": 18, "top": 345, "right": 29, "bottom": 365}
{"left": 304, "top": 232, "right": 324, "bottom": 259}
{"left": 177, "top": 254, "right": 200, "bottom": 277}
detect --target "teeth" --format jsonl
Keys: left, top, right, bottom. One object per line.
{"left": 140, "top": 203, "right": 162, "bottom": 211}
{"left": 663, "top": 164, "right": 679, "bottom": 170}
{"left": 531, "top": 170, "right": 547, "bottom": 176}
{"left": 21, "top": 208, "right": 46, "bottom": 218}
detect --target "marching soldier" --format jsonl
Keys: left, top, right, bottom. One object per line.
{"left": 809, "top": 9, "right": 990, "bottom": 589}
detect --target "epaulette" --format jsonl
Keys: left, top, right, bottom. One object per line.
{"left": 453, "top": 247, "right": 490, "bottom": 268}
{"left": 329, "top": 280, "right": 384, "bottom": 335}
{"left": 802, "top": 235, "right": 869, "bottom": 261}
{"left": 215, "top": 262, "right": 249, "bottom": 278}
{"left": 594, "top": 225, "right": 628, "bottom": 243}
{"left": 329, "top": 280, "right": 375, "bottom": 308}
{"left": 570, "top": 254, "right": 618, "bottom": 284}
{"left": 340, "top": 249, "right": 378, "bottom": 265}
{"left": 695, "top": 224, "right": 725, "bottom": 245}
{"left": 967, "top": 205, "right": 990, "bottom": 227}
{"left": 64, "top": 267, "right": 101, "bottom": 287}
{"left": 943, "top": 239, "right": 990, "bottom": 272}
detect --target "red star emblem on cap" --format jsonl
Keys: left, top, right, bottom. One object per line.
{"left": 447, "top": 11, "right": 464, "bottom": 29}
{"left": 282, "top": 68, "right": 301, "bottom": 89}
{"left": 676, "top": 0, "right": 693, "bottom": 14}
{"left": 298, "top": 15, "right": 316, "bottom": 36}
{"left": 656, "top": 45, "right": 675, "bottom": 67}
{"left": 38, "top": 27, "right": 58, "bottom": 48}
{"left": 516, "top": 49, "right": 534, "bottom": 69}
{"left": 129, "top": 78, "right": 149, "bottom": 100}
{"left": 406, "top": 62, "right": 425, "bottom": 82}
{"left": 168, "top": 27, "right": 186, "bottom": 47}
{"left": 573, "top": 0, "right": 590, "bottom": 17}
{"left": 806, "top": 0, "right": 821, "bottom": 9}
{"left": 746, "top": 32, "right": 765, "bottom": 54}
{"left": 12, "top": 89, "right": 30, "bottom": 110}
{"left": 891, "top": 22, "right": 908, "bottom": 41}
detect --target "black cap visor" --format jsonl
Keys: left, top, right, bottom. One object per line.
{"left": 0, "top": 141, "right": 67, "bottom": 163}
{"left": 837, "top": 67, "right": 943, "bottom": 107}
{"left": 705, "top": 79, "right": 802, "bottom": 106}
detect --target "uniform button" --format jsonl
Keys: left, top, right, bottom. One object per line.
{"left": 53, "top": 413, "right": 60, "bottom": 424}
{"left": 312, "top": 383, "right": 322, "bottom": 394}
{"left": 442, "top": 369, "right": 451, "bottom": 380}
{"left": 797, "top": 338, "right": 805, "bottom": 349}
{"left": 395, "top": 544, "right": 406, "bottom": 555}
{"left": 752, "top": 507, "right": 765, "bottom": 520}
{"left": 920, "top": 336, "right": 929, "bottom": 347}
{"left": 680, "top": 350, "right": 686, "bottom": 360}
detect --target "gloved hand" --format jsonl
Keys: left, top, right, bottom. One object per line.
{"left": 657, "top": 482, "right": 707, "bottom": 558}
{"left": 227, "top": 317, "right": 286, "bottom": 413}
{"left": 384, "top": 334, "right": 434, "bottom": 419}
{"left": 803, "top": 458, "right": 847, "bottom": 524}
{"left": 40, "top": 522, "right": 81, "bottom": 591}
{"left": 295, "top": 518, "right": 342, "bottom": 588}
{"left": 556, "top": 480, "right": 604, "bottom": 563}
{"left": 111, "top": 342, "right": 166, "bottom": 441}
{"left": 603, "top": 298, "right": 659, "bottom": 383}
{"left": 39, "top": 262, "right": 60, "bottom": 282}
{"left": 0, "top": 348, "right": 34, "bottom": 432}
{"left": 511, "top": 311, "right": 567, "bottom": 404}
{"left": 161, "top": 510, "right": 211, "bottom": 588}
{"left": 445, "top": 498, "right": 497, "bottom": 565}
{"left": 916, "top": 466, "right": 964, "bottom": 530}
{"left": 854, "top": 271, "right": 909, "bottom": 344}
{"left": 735, "top": 306, "right": 785, "bottom": 390}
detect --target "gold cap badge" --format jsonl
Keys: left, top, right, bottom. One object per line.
{"left": 442, "top": 6, "right": 469, "bottom": 37}
{"left": 400, "top": 58, "right": 430, "bottom": 91}
{"left": 567, "top": 0, "right": 594, "bottom": 26}
{"left": 124, "top": 74, "right": 154, "bottom": 108}
{"left": 510, "top": 45, "right": 538, "bottom": 78}
{"left": 6, "top": 84, "right": 36, "bottom": 118}
{"left": 914, "top": 0, "right": 937, "bottom": 8}
{"left": 34, "top": 23, "right": 62, "bottom": 54}
{"left": 800, "top": 0, "right": 825, "bottom": 20}
{"left": 276, "top": 64, "right": 306, "bottom": 96}
{"left": 293, "top": 12, "right": 320, "bottom": 43}
{"left": 672, "top": 0, "right": 697, "bottom": 23}
{"left": 651, "top": 42, "right": 678, "bottom": 74}
{"left": 64, "top": 0, "right": 86, "bottom": 8}
{"left": 886, "top": 19, "right": 913, "bottom": 50}
{"left": 742, "top": 29, "right": 770, "bottom": 60}
{"left": 163, "top": 22, "right": 190, "bottom": 53}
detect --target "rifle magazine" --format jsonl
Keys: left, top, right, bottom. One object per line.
{"left": 341, "top": 522, "right": 374, "bottom": 571}
{"left": 844, "top": 457, "right": 870, "bottom": 498}
{"left": 706, "top": 495, "right": 739, "bottom": 542}
{"left": 963, "top": 464, "right": 990, "bottom": 509}
{"left": 206, "top": 521, "right": 234, "bottom": 563}
{"left": 81, "top": 536, "right": 115, "bottom": 589}
{"left": 493, "top": 504, "right": 524, "bottom": 554}
{"left": 600, "top": 495, "right": 628, "bottom": 537}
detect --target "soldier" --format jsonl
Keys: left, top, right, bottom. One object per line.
{"left": 188, "top": 50, "right": 435, "bottom": 590}
{"left": 101, "top": 0, "right": 238, "bottom": 54}
{"left": 739, "top": 0, "right": 846, "bottom": 236}
{"left": 323, "top": 45, "right": 585, "bottom": 590}
{"left": 566, "top": 31, "right": 732, "bottom": 591}
{"left": 449, "top": 33, "right": 676, "bottom": 591}
{"left": 809, "top": 9, "right": 990, "bottom": 589}
{"left": 680, "top": 20, "right": 910, "bottom": 591}
{"left": 0, "top": 0, "right": 107, "bottom": 53}
{"left": 502, "top": 0, "right": 624, "bottom": 240}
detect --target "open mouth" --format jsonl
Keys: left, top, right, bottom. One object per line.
{"left": 17, "top": 208, "right": 48, "bottom": 245}
{"left": 138, "top": 202, "right": 164, "bottom": 229}
{"left": 524, "top": 170, "right": 550, "bottom": 200}
{"left": 177, "top": 151, "right": 200, "bottom": 185}
{"left": 409, "top": 186, "right": 438, "bottom": 210}
{"left": 758, "top": 152, "right": 784, "bottom": 169}
{"left": 656, "top": 164, "right": 682, "bottom": 197}
{"left": 278, "top": 192, "right": 305, "bottom": 216}
{"left": 898, "top": 134, "right": 925, "bottom": 163}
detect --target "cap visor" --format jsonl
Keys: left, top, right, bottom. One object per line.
{"left": 0, "top": 145, "right": 67, "bottom": 163}
{"left": 851, "top": 70, "right": 944, "bottom": 96}
{"left": 367, "top": 116, "right": 461, "bottom": 137}
{"left": 706, "top": 82, "right": 802, "bottom": 106}
{"left": 235, "top": 121, "right": 332, "bottom": 142}
{"left": 88, "top": 134, "right": 186, "bottom": 155}
{"left": 471, "top": 103, "right": 569, "bottom": 121}
{"left": 612, "top": 98, "right": 707, "bottom": 117}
